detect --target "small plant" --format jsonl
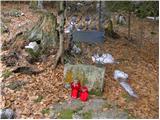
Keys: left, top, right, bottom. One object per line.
{"left": 59, "top": 109, "right": 74, "bottom": 119}
{"left": 104, "top": 103, "right": 113, "bottom": 109}
{"left": 41, "top": 108, "right": 50, "bottom": 115}
{"left": 124, "top": 108, "right": 136, "bottom": 119}
{"left": 121, "top": 93, "right": 131, "bottom": 102}
{"left": 34, "top": 95, "right": 43, "bottom": 103}
{"left": 82, "top": 111, "right": 92, "bottom": 119}
{"left": 6, "top": 81, "right": 26, "bottom": 90}
{"left": 1, "top": 70, "right": 12, "bottom": 79}
{"left": 89, "top": 90, "right": 102, "bottom": 96}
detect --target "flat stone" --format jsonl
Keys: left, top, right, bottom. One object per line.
{"left": 49, "top": 98, "right": 129, "bottom": 119}
{"left": 64, "top": 64, "right": 105, "bottom": 95}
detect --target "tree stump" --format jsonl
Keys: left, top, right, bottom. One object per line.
{"left": 26, "top": 12, "right": 58, "bottom": 54}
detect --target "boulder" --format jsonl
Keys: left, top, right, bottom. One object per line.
{"left": 64, "top": 64, "right": 105, "bottom": 95}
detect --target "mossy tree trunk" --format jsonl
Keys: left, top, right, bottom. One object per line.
{"left": 26, "top": 11, "right": 58, "bottom": 54}
{"left": 29, "top": 1, "right": 38, "bottom": 9}
{"left": 53, "top": 1, "right": 66, "bottom": 68}
{"left": 29, "top": 0, "right": 43, "bottom": 9}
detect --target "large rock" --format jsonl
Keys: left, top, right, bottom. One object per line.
{"left": 50, "top": 98, "right": 129, "bottom": 119}
{"left": 64, "top": 64, "right": 105, "bottom": 95}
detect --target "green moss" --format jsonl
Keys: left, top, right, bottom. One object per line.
{"left": 34, "top": 95, "right": 43, "bottom": 103}
{"left": 29, "top": 1, "right": 38, "bottom": 10}
{"left": 82, "top": 111, "right": 92, "bottom": 119}
{"left": 121, "top": 93, "right": 131, "bottom": 102}
{"left": 128, "top": 114, "right": 136, "bottom": 119}
{"left": 124, "top": 109, "right": 136, "bottom": 119}
{"left": 103, "top": 103, "right": 113, "bottom": 109}
{"left": 41, "top": 108, "right": 50, "bottom": 115}
{"left": 1, "top": 70, "right": 12, "bottom": 79}
{"left": 6, "top": 81, "right": 26, "bottom": 90}
{"left": 59, "top": 109, "right": 74, "bottom": 119}
{"left": 89, "top": 89, "right": 102, "bottom": 96}
{"left": 26, "top": 48, "right": 41, "bottom": 59}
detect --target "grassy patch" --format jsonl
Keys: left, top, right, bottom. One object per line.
{"left": 121, "top": 93, "right": 131, "bottom": 102}
{"left": 89, "top": 90, "right": 102, "bottom": 96}
{"left": 82, "top": 111, "right": 92, "bottom": 119}
{"left": 59, "top": 109, "right": 74, "bottom": 119}
{"left": 41, "top": 108, "right": 50, "bottom": 115}
{"left": 103, "top": 103, "right": 113, "bottom": 109}
{"left": 1, "top": 70, "right": 12, "bottom": 79}
{"left": 34, "top": 95, "right": 43, "bottom": 103}
{"left": 124, "top": 109, "right": 136, "bottom": 119}
{"left": 128, "top": 114, "right": 136, "bottom": 119}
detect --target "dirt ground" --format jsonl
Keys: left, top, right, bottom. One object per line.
{"left": 0, "top": 2, "right": 159, "bottom": 119}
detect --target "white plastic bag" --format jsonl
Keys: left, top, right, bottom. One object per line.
{"left": 71, "top": 44, "right": 81, "bottom": 54}
{"left": 120, "top": 82, "right": 138, "bottom": 98}
{"left": 114, "top": 70, "right": 128, "bottom": 81}
{"left": 92, "top": 53, "right": 115, "bottom": 64}
{"left": 65, "top": 24, "right": 73, "bottom": 33}
{"left": 113, "top": 70, "right": 138, "bottom": 98}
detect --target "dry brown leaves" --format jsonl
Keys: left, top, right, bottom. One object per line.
{"left": 1, "top": 2, "right": 159, "bottom": 119}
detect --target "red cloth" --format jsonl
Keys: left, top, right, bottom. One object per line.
{"left": 80, "top": 86, "right": 88, "bottom": 101}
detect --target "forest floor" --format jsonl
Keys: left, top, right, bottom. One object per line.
{"left": 0, "top": 2, "right": 159, "bottom": 119}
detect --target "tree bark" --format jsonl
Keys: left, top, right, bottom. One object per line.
{"left": 29, "top": 1, "right": 38, "bottom": 9}
{"left": 98, "top": 1, "right": 102, "bottom": 31}
{"left": 29, "top": 0, "right": 43, "bottom": 9}
{"left": 38, "top": 0, "right": 43, "bottom": 9}
{"left": 53, "top": 1, "right": 65, "bottom": 68}
{"left": 128, "top": 11, "right": 131, "bottom": 41}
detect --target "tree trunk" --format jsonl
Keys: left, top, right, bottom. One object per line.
{"left": 30, "top": 0, "right": 43, "bottom": 9}
{"left": 98, "top": 1, "right": 102, "bottom": 31}
{"left": 29, "top": 1, "right": 38, "bottom": 9}
{"left": 38, "top": 0, "right": 43, "bottom": 9}
{"left": 53, "top": 1, "right": 65, "bottom": 68}
{"left": 128, "top": 11, "right": 131, "bottom": 41}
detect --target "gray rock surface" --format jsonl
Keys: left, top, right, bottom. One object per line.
{"left": 0, "top": 108, "right": 15, "bottom": 119}
{"left": 64, "top": 64, "right": 105, "bottom": 95}
{"left": 50, "top": 98, "right": 129, "bottom": 119}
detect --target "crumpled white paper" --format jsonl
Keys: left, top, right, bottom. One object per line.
{"left": 114, "top": 70, "right": 138, "bottom": 98}
{"left": 92, "top": 53, "right": 115, "bottom": 64}
{"left": 25, "top": 42, "right": 39, "bottom": 52}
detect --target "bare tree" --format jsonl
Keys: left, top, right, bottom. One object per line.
{"left": 53, "top": 1, "right": 66, "bottom": 68}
